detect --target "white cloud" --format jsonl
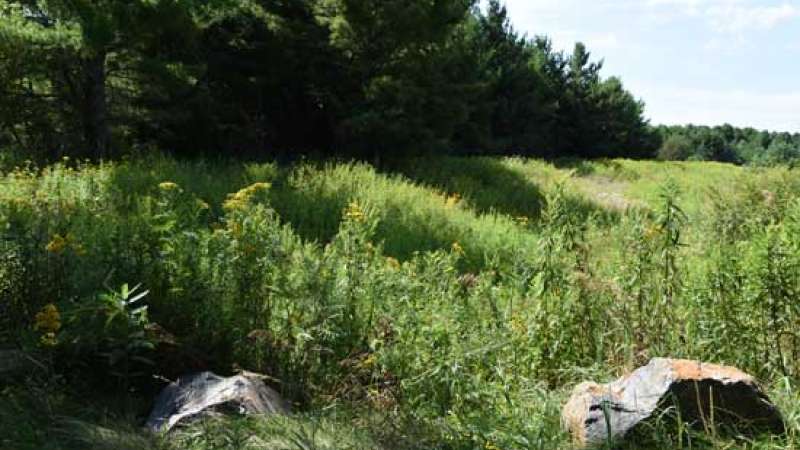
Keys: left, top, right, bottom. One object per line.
{"left": 490, "top": 1, "right": 629, "bottom": 53}
{"left": 646, "top": 0, "right": 709, "bottom": 16}
{"left": 591, "top": 32, "right": 622, "bottom": 50}
{"left": 707, "top": 3, "right": 799, "bottom": 33}
{"left": 499, "top": 0, "right": 799, "bottom": 48}
{"left": 645, "top": 0, "right": 800, "bottom": 33}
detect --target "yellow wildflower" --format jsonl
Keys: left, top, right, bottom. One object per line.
{"left": 510, "top": 315, "right": 527, "bottom": 336}
{"left": 644, "top": 224, "right": 661, "bottom": 240}
{"left": 344, "top": 202, "right": 366, "bottom": 223}
{"left": 485, "top": 441, "right": 501, "bottom": 450}
{"left": 386, "top": 257, "right": 400, "bottom": 269}
{"left": 34, "top": 304, "right": 61, "bottom": 334}
{"left": 359, "top": 354, "right": 377, "bottom": 369}
{"left": 40, "top": 332, "right": 58, "bottom": 347}
{"left": 224, "top": 198, "right": 246, "bottom": 211}
{"left": 223, "top": 182, "right": 271, "bottom": 211}
{"left": 158, "top": 181, "right": 179, "bottom": 191}
{"left": 46, "top": 234, "right": 67, "bottom": 254}
{"left": 46, "top": 233, "right": 85, "bottom": 256}
{"left": 444, "top": 193, "right": 461, "bottom": 208}
{"left": 451, "top": 241, "right": 464, "bottom": 255}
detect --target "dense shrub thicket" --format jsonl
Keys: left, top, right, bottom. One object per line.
{"left": 1, "top": 157, "right": 799, "bottom": 449}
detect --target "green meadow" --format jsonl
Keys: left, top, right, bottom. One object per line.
{"left": 1, "top": 156, "right": 799, "bottom": 449}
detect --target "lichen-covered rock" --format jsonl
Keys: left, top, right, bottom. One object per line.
{"left": 562, "top": 358, "right": 785, "bottom": 448}
{"left": 146, "top": 371, "right": 290, "bottom": 433}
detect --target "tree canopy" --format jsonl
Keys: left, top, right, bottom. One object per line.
{"left": 653, "top": 124, "right": 800, "bottom": 166}
{"left": 8, "top": 0, "right": 792, "bottom": 164}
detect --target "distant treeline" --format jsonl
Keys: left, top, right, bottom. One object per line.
{"left": 0, "top": 0, "right": 653, "bottom": 162}
{"left": 653, "top": 125, "right": 800, "bottom": 166}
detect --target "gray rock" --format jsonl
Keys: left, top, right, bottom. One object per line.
{"left": 562, "top": 358, "right": 785, "bottom": 448}
{"left": 146, "top": 371, "right": 290, "bottom": 433}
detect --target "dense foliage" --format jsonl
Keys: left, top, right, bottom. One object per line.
{"left": 654, "top": 124, "right": 800, "bottom": 166}
{"left": 1, "top": 156, "right": 799, "bottom": 449}
{"left": 0, "top": 0, "right": 655, "bottom": 162}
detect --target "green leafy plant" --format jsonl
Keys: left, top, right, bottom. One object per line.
{"left": 95, "top": 283, "right": 156, "bottom": 392}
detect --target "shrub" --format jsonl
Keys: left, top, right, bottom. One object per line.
{"left": 658, "top": 134, "right": 693, "bottom": 161}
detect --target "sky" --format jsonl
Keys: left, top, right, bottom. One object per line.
{"left": 491, "top": 0, "right": 800, "bottom": 132}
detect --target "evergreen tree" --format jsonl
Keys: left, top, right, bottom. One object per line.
{"left": 471, "top": 0, "right": 557, "bottom": 155}
{"left": 317, "top": 0, "right": 476, "bottom": 163}
{"left": 0, "top": 0, "right": 668, "bottom": 163}
{"left": 0, "top": 0, "right": 202, "bottom": 158}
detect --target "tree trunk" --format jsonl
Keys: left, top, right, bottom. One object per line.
{"left": 82, "top": 50, "right": 110, "bottom": 159}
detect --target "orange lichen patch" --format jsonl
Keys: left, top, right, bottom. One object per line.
{"left": 669, "top": 359, "right": 753, "bottom": 383}
{"left": 584, "top": 382, "right": 609, "bottom": 396}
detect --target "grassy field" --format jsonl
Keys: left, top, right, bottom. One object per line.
{"left": 1, "top": 155, "right": 799, "bottom": 449}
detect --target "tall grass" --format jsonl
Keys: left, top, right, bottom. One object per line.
{"left": 1, "top": 155, "right": 799, "bottom": 449}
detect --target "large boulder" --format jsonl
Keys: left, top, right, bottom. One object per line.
{"left": 562, "top": 358, "right": 785, "bottom": 448}
{"left": 146, "top": 371, "right": 290, "bottom": 433}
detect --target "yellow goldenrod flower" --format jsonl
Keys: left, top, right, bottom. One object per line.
{"left": 34, "top": 304, "right": 61, "bottom": 334}
{"left": 485, "top": 441, "right": 501, "bottom": 450}
{"left": 510, "top": 315, "right": 527, "bottom": 336}
{"left": 158, "top": 181, "right": 179, "bottom": 191}
{"left": 223, "top": 182, "right": 271, "bottom": 211}
{"left": 223, "top": 198, "right": 246, "bottom": 211}
{"left": 46, "top": 233, "right": 84, "bottom": 255}
{"left": 344, "top": 202, "right": 366, "bottom": 223}
{"left": 444, "top": 193, "right": 461, "bottom": 208}
{"left": 359, "top": 354, "right": 377, "bottom": 369}
{"left": 46, "top": 234, "right": 67, "bottom": 254}
{"left": 40, "top": 332, "right": 58, "bottom": 347}
{"left": 644, "top": 224, "right": 661, "bottom": 240}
